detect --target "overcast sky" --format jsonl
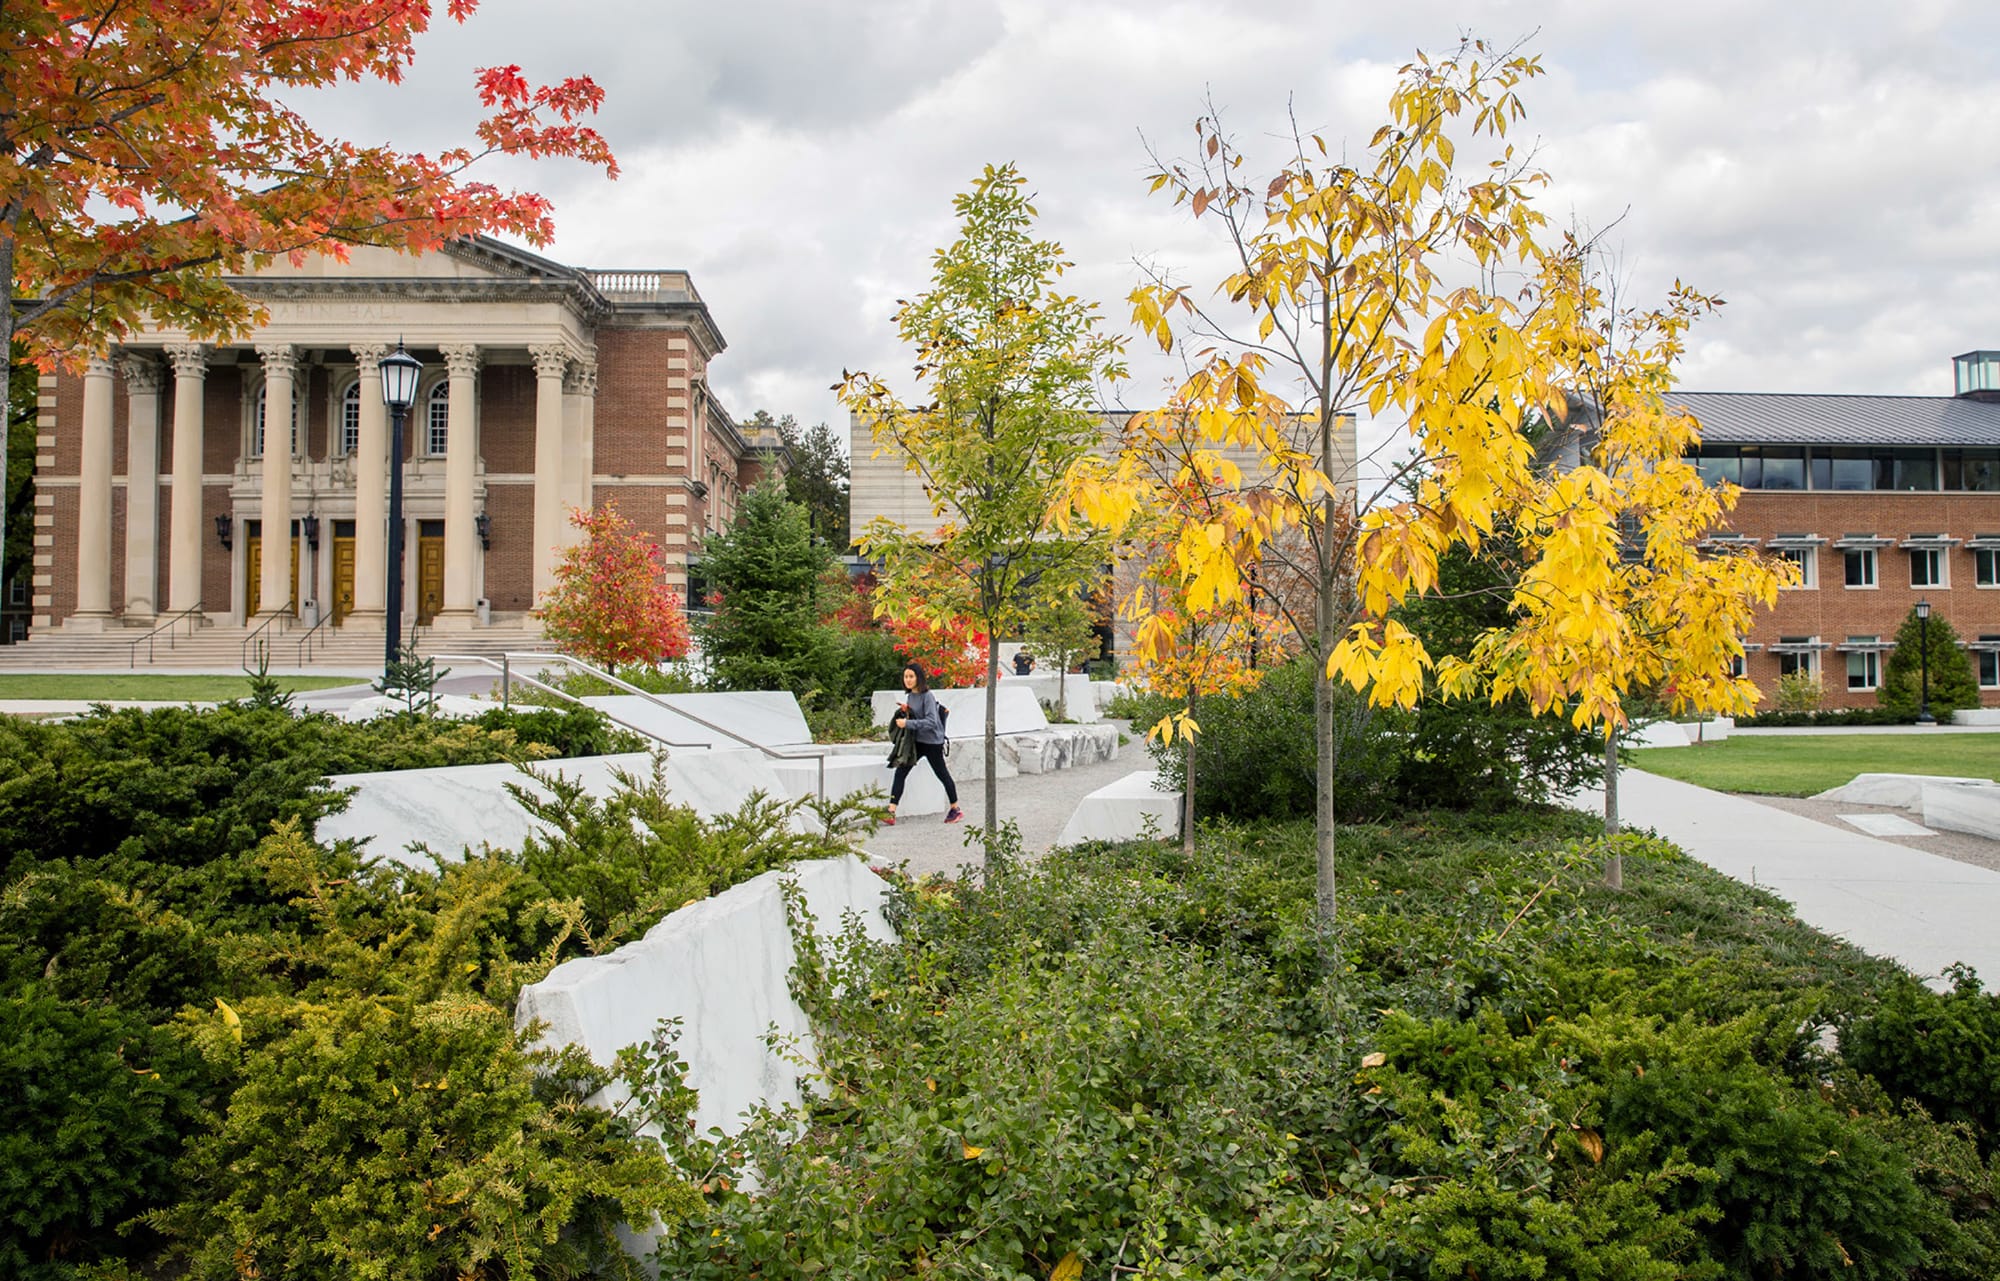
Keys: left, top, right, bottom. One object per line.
{"left": 303, "top": 0, "right": 2000, "bottom": 475}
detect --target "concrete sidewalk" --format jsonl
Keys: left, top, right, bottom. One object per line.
{"left": 1573, "top": 769, "right": 2000, "bottom": 986}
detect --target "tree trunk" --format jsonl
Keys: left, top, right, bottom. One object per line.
{"left": 1182, "top": 729, "right": 1196, "bottom": 853}
{"left": 1314, "top": 614, "right": 1338, "bottom": 944}
{"left": 983, "top": 632, "right": 1000, "bottom": 863}
{"left": 1603, "top": 728, "right": 1624, "bottom": 889}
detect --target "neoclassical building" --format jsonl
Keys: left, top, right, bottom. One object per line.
{"left": 19, "top": 237, "right": 784, "bottom": 653}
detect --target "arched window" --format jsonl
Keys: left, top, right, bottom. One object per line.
{"left": 339, "top": 381, "right": 361, "bottom": 456}
{"left": 426, "top": 382, "right": 450, "bottom": 456}
{"left": 252, "top": 384, "right": 299, "bottom": 458}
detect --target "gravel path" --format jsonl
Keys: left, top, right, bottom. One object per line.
{"left": 1741, "top": 793, "right": 2000, "bottom": 874}
{"left": 855, "top": 725, "right": 1154, "bottom": 880}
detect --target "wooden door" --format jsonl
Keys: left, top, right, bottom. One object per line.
{"left": 245, "top": 523, "right": 300, "bottom": 617}
{"left": 417, "top": 536, "right": 445, "bottom": 624}
{"left": 332, "top": 537, "right": 356, "bottom": 624}
{"left": 246, "top": 536, "right": 262, "bottom": 618}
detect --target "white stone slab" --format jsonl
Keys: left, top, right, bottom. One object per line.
{"left": 1818, "top": 772, "right": 1993, "bottom": 810}
{"left": 581, "top": 691, "right": 812, "bottom": 749}
{"left": 1002, "top": 724, "right": 1121, "bottom": 775}
{"left": 1675, "top": 717, "right": 1731, "bottom": 743}
{"left": 1058, "top": 770, "right": 1182, "bottom": 845}
{"left": 1923, "top": 781, "right": 2000, "bottom": 841}
{"left": 318, "top": 748, "right": 797, "bottom": 866}
{"left": 1953, "top": 708, "right": 2000, "bottom": 726}
{"left": 515, "top": 855, "right": 895, "bottom": 1142}
{"left": 870, "top": 685, "right": 1049, "bottom": 738}
{"left": 1626, "top": 720, "right": 1690, "bottom": 749}
{"left": 1839, "top": 813, "right": 1936, "bottom": 837}
{"left": 769, "top": 755, "right": 889, "bottom": 806}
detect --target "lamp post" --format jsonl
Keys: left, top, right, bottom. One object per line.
{"left": 379, "top": 344, "right": 423, "bottom": 674}
{"left": 1916, "top": 598, "right": 1935, "bottom": 726}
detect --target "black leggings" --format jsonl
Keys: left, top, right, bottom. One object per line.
{"left": 891, "top": 740, "right": 959, "bottom": 806}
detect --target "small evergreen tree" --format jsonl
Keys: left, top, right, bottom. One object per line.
{"left": 1881, "top": 606, "right": 1980, "bottom": 718}
{"left": 538, "top": 502, "right": 693, "bottom": 670}
{"left": 699, "top": 483, "right": 842, "bottom": 692}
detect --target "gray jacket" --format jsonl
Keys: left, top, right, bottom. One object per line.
{"left": 898, "top": 689, "right": 947, "bottom": 745}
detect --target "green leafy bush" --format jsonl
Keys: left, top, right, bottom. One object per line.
{"left": 0, "top": 990, "right": 211, "bottom": 1279}
{"left": 1842, "top": 965, "right": 2000, "bottom": 1150}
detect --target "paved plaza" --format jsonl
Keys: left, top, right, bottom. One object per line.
{"left": 1575, "top": 769, "right": 2000, "bottom": 986}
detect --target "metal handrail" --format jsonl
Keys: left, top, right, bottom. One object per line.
{"left": 294, "top": 609, "right": 333, "bottom": 665}
{"left": 240, "top": 607, "right": 291, "bottom": 670}
{"left": 423, "top": 653, "right": 714, "bottom": 754}
{"left": 495, "top": 652, "right": 836, "bottom": 799}
{"left": 127, "top": 602, "right": 204, "bottom": 669}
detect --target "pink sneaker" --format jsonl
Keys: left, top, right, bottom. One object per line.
{"left": 944, "top": 806, "right": 964, "bottom": 824}
{"left": 882, "top": 812, "right": 897, "bottom": 826}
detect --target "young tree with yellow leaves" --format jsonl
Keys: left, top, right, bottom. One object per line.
{"left": 1063, "top": 39, "right": 1786, "bottom": 932}
{"left": 838, "top": 164, "right": 1125, "bottom": 857}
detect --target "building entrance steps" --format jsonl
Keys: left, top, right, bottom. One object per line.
{"left": 1570, "top": 769, "right": 2000, "bottom": 989}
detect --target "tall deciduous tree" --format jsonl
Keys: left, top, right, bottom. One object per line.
{"left": 538, "top": 503, "right": 691, "bottom": 670}
{"left": 839, "top": 163, "right": 1124, "bottom": 855}
{"left": 0, "top": 0, "right": 617, "bottom": 626}
{"left": 698, "top": 482, "right": 842, "bottom": 694}
{"left": 1065, "top": 41, "right": 1783, "bottom": 932}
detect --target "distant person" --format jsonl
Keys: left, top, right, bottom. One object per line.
{"left": 886, "top": 662, "right": 962, "bottom": 825}
{"left": 1012, "top": 650, "right": 1035, "bottom": 676}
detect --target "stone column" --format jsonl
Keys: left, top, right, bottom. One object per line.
{"left": 71, "top": 355, "right": 117, "bottom": 627}
{"left": 560, "top": 356, "right": 598, "bottom": 545}
{"left": 529, "top": 343, "right": 570, "bottom": 603}
{"left": 438, "top": 343, "right": 481, "bottom": 627}
{"left": 120, "top": 355, "right": 165, "bottom": 620}
{"left": 256, "top": 344, "right": 297, "bottom": 618}
{"left": 164, "top": 344, "right": 208, "bottom": 614}
{"left": 348, "top": 344, "right": 389, "bottom": 628}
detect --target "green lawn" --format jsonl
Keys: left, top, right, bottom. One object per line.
{"left": 1629, "top": 733, "right": 2000, "bottom": 796}
{"left": 0, "top": 673, "right": 366, "bottom": 703}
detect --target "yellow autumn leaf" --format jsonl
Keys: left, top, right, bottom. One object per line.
{"left": 962, "top": 1143, "right": 984, "bottom": 1160}
{"left": 1359, "top": 1051, "right": 1386, "bottom": 1069}
{"left": 1576, "top": 1128, "right": 1606, "bottom": 1164}
{"left": 1049, "top": 1252, "right": 1082, "bottom": 1281}
{"left": 214, "top": 997, "right": 242, "bottom": 1044}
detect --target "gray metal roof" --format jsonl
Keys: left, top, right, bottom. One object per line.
{"left": 1668, "top": 390, "right": 2000, "bottom": 447}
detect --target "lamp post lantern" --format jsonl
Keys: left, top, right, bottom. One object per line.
{"left": 379, "top": 344, "right": 422, "bottom": 675}
{"left": 1916, "top": 598, "right": 1935, "bottom": 726}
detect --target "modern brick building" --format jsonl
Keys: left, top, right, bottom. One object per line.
{"left": 1677, "top": 350, "right": 2000, "bottom": 709}
{"left": 15, "top": 237, "right": 784, "bottom": 655}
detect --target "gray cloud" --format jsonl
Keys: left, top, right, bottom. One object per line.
{"left": 301, "top": 0, "right": 2000, "bottom": 479}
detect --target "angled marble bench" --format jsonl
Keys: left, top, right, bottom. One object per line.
{"left": 1057, "top": 769, "right": 1182, "bottom": 846}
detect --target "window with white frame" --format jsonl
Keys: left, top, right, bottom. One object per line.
{"left": 425, "top": 382, "right": 450, "bottom": 456}
{"left": 1844, "top": 548, "right": 1876, "bottom": 587}
{"left": 6, "top": 576, "right": 25, "bottom": 606}
{"left": 1846, "top": 638, "right": 1882, "bottom": 691}
{"left": 251, "top": 384, "right": 300, "bottom": 458}
{"left": 1778, "top": 547, "right": 1817, "bottom": 588}
{"left": 1977, "top": 547, "right": 2000, "bottom": 588}
{"left": 1911, "top": 547, "right": 1947, "bottom": 588}
{"left": 1727, "top": 652, "right": 1747, "bottom": 679}
{"left": 1777, "top": 638, "right": 1816, "bottom": 679}
{"left": 340, "top": 381, "right": 361, "bottom": 456}
{"left": 1981, "top": 639, "right": 2000, "bottom": 689}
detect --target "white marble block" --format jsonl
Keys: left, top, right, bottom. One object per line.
{"left": 318, "top": 748, "right": 798, "bottom": 866}
{"left": 1923, "top": 781, "right": 2000, "bottom": 841}
{"left": 870, "top": 685, "right": 1049, "bottom": 738}
{"left": 1625, "top": 720, "right": 1690, "bottom": 749}
{"left": 515, "top": 855, "right": 896, "bottom": 1141}
{"left": 582, "top": 691, "right": 812, "bottom": 750}
{"left": 1818, "top": 772, "right": 1994, "bottom": 810}
{"left": 1058, "top": 770, "right": 1183, "bottom": 845}
{"left": 1674, "top": 717, "right": 1732, "bottom": 743}
{"left": 1953, "top": 708, "right": 2000, "bottom": 726}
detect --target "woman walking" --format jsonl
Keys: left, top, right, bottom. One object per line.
{"left": 886, "top": 662, "right": 963, "bottom": 825}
